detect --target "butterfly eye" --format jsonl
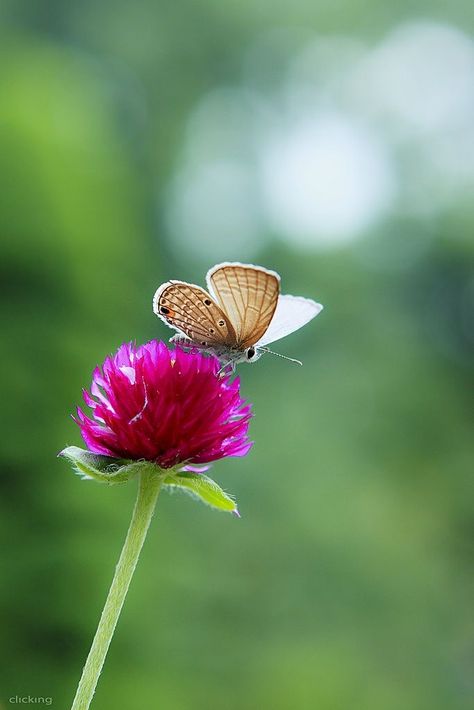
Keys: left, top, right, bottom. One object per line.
{"left": 246, "top": 347, "right": 256, "bottom": 360}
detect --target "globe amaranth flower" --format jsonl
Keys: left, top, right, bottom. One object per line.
{"left": 74, "top": 340, "right": 252, "bottom": 469}
{"left": 62, "top": 342, "right": 253, "bottom": 708}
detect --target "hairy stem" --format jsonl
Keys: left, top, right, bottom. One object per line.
{"left": 71, "top": 469, "right": 162, "bottom": 710}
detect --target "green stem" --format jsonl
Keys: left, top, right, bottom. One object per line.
{"left": 71, "top": 469, "right": 162, "bottom": 710}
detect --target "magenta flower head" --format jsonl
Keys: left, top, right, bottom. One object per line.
{"left": 60, "top": 341, "right": 253, "bottom": 514}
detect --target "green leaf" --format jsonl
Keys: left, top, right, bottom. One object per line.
{"left": 164, "top": 471, "right": 239, "bottom": 514}
{"left": 58, "top": 446, "right": 154, "bottom": 484}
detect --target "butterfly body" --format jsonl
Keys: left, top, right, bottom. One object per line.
{"left": 153, "top": 262, "right": 323, "bottom": 367}
{"left": 169, "top": 334, "right": 263, "bottom": 366}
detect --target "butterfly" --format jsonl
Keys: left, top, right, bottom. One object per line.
{"left": 153, "top": 262, "right": 323, "bottom": 368}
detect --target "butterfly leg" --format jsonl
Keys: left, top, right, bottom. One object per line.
{"left": 217, "top": 359, "right": 237, "bottom": 377}
{"left": 217, "top": 362, "right": 230, "bottom": 377}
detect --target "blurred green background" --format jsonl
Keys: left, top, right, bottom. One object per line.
{"left": 1, "top": 1, "right": 473, "bottom": 709}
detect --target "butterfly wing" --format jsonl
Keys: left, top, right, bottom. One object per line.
{"left": 206, "top": 263, "right": 280, "bottom": 349}
{"left": 153, "top": 281, "right": 237, "bottom": 346}
{"left": 255, "top": 294, "right": 323, "bottom": 348}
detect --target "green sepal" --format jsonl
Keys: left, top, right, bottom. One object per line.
{"left": 164, "top": 471, "right": 239, "bottom": 514}
{"left": 58, "top": 446, "right": 155, "bottom": 485}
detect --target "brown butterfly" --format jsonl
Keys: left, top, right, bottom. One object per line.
{"left": 153, "top": 262, "right": 323, "bottom": 367}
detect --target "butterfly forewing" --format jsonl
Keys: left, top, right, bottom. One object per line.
{"left": 154, "top": 281, "right": 237, "bottom": 347}
{"left": 256, "top": 294, "right": 323, "bottom": 347}
{"left": 207, "top": 263, "right": 280, "bottom": 348}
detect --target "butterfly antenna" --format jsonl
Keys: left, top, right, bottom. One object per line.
{"left": 260, "top": 347, "right": 303, "bottom": 366}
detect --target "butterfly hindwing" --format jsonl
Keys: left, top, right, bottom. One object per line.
{"left": 153, "top": 281, "right": 237, "bottom": 347}
{"left": 206, "top": 263, "right": 280, "bottom": 348}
